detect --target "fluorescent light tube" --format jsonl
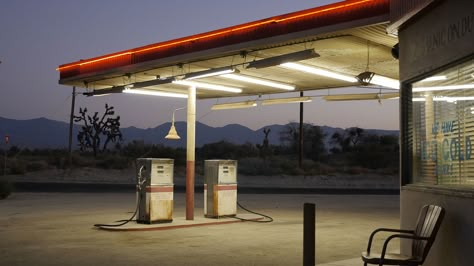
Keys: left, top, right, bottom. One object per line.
{"left": 356, "top": 71, "right": 399, "bottom": 89}
{"left": 184, "top": 67, "right": 235, "bottom": 80}
{"left": 221, "top": 74, "right": 295, "bottom": 91}
{"left": 173, "top": 80, "right": 242, "bottom": 93}
{"left": 123, "top": 89, "right": 188, "bottom": 98}
{"left": 261, "top": 96, "right": 312, "bottom": 105}
{"left": 413, "top": 84, "right": 474, "bottom": 92}
{"left": 246, "top": 49, "right": 320, "bottom": 69}
{"left": 368, "top": 74, "right": 400, "bottom": 89}
{"left": 434, "top": 96, "right": 474, "bottom": 102}
{"left": 419, "top": 76, "right": 447, "bottom": 82}
{"left": 281, "top": 62, "right": 358, "bottom": 83}
{"left": 323, "top": 93, "right": 399, "bottom": 101}
{"left": 412, "top": 96, "right": 474, "bottom": 102}
{"left": 211, "top": 100, "right": 257, "bottom": 110}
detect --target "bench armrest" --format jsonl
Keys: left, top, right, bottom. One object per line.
{"left": 379, "top": 234, "right": 429, "bottom": 263}
{"left": 366, "top": 228, "right": 414, "bottom": 253}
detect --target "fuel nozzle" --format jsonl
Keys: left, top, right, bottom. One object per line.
{"left": 137, "top": 165, "right": 147, "bottom": 191}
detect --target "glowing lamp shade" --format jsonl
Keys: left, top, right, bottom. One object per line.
{"left": 165, "top": 107, "right": 186, "bottom": 140}
{"left": 165, "top": 124, "right": 180, "bottom": 140}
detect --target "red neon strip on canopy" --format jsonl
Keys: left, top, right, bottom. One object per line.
{"left": 57, "top": 0, "right": 389, "bottom": 79}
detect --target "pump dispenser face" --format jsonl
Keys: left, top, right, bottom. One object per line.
{"left": 136, "top": 158, "right": 174, "bottom": 224}
{"left": 204, "top": 160, "right": 238, "bottom": 218}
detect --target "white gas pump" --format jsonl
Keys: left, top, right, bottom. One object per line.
{"left": 136, "top": 158, "right": 174, "bottom": 224}
{"left": 204, "top": 160, "right": 238, "bottom": 218}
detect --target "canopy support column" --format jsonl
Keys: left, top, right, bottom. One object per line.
{"left": 186, "top": 86, "right": 196, "bottom": 220}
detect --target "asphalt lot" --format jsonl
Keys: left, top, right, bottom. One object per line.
{"left": 0, "top": 191, "right": 400, "bottom": 265}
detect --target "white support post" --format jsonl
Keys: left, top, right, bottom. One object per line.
{"left": 186, "top": 86, "right": 196, "bottom": 220}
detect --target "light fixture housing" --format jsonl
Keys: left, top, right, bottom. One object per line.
{"left": 246, "top": 49, "right": 320, "bottom": 69}
{"left": 323, "top": 93, "right": 399, "bottom": 101}
{"left": 211, "top": 100, "right": 257, "bottom": 110}
{"left": 183, "top": 67, "right": 235, "bottom": 80}
{"left": 261, "top": 96, "right": 312, "bottom": 105}
{"left": 173, "top": 80, "right": 242, "bottom": 93}
{"left": 123, "top": 88, "right": 188, "bottom": 98}
{"left": 128, "top": 77, "right": 175, "bottom": 89}
{"left": 221, "top": 74, "right": 295, "bottom": 91}
{"left": 83, "top": 87, "right": 123, "bottom": 97}
{"left": 356, "top": 71, "right": 399, "bottom": 89}
{"left": 281, "top": 62, "right": 358, "bottom": 83}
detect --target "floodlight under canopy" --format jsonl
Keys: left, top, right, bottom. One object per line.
{"left": 211, "top": 100, "right": 257, "bottom": 110}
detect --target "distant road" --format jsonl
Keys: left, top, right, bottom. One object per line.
{"left": 13, "top": 181, "right": 399, "bottom": 195}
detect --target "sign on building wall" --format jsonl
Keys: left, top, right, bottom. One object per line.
{"left": 399, "top": 0, "right": 474, "bottom": 81}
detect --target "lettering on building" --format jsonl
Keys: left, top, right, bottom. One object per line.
{"left": 409, "top": 12, "right": 474, "bottom": 63}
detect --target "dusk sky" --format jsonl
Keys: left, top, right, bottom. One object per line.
{"left": 0, "top": 0, "right": 399, "bottom": 131}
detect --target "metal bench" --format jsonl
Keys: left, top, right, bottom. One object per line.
{"left": 362, "top": 204, "right": 445, "bottom": 266}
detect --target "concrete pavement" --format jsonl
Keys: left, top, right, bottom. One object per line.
{"left": 0, "top": 191, "right": 400, "bottom": 265}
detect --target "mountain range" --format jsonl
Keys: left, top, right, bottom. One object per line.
{"left": 0, "top": 116, "right": 398, "bottom": 149}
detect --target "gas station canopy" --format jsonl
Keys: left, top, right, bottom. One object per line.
{"left": 57, "top": 0, "right": 398, "bottom": 101}
{"left": 56, "top": 0, "right": 399, "bottom": 221}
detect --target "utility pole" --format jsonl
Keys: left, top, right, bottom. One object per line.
{"left": 299, "top": 91, "right": 304, "bottom": 169}
{"left": 68, "top": 87, "right": 76, "bottom": 168}
{"left": 1, "top": 61, "right": 6, "bottom": 175}
{"left": 3, "top": 135, "right": 9, "bottom": 176}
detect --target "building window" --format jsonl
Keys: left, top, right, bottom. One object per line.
{"left": 411, "top": 59, "right": 474, "bottom": 186}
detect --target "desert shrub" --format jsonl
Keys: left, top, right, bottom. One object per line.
{"left": 197, "top": 141, "right": 259, "bottom": 161}
{"left": 96, "top": 154, "right": 129, "bottom": 169}
{"left": 122, "top": 141, "right": 187, "bottom": 167}
{"left": 345, "top": 166, "right": 370, "bottom": 175}
{"left": 47, "top": 154, "right": 67, "bottom": 169}
{"left": 375, "top": 167, "right": 399, "bottom": 175}
{"left": 238, "top": 157, "right": 262, "bottom": 175}
{"left": 8, "top": 159, "right": 26, "bottom": 175}
{"left": 277, "top": 158, "right": 303, "bottom": 175}
{"left": 239, "top": 157, "right": 339, "bottom": 176}
{"left": 71, "top": 153, "right": 95, "bottom": 167}
{"left": 121, "top": 140, "right": 147, "bottom": 158}
{"left": 313, "top": 163, "right": 338, "bottom": 175}
{"left": 25, "top": 160, "right": 49, "bottom": 172}
{"left": 299, "top": 160, "right": 331, "bottom": 176}
{"left": 239, "top": 157, "right": 281, "bottom": 176}
{"left": 0, "top": 179, "right": 13, "bottom": 199}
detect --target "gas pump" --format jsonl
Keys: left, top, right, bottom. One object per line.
{"left": 204, "top": 160, "right": 238, "bottom": 218}
{"left": 136, "top": 158, "right": 174, "bottom": 224}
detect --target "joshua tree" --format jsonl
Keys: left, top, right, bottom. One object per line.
{"left": 263, "top": 128, "right": 271, "bottom": 148}
{"left": 74, "top": 104, "right": 122, "bottom": 157}
{"left": 330, "top": 127, "right": 365, "bottom": 153}
{"left": 257, "top": 128, "right": 272, "bottom": 159}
